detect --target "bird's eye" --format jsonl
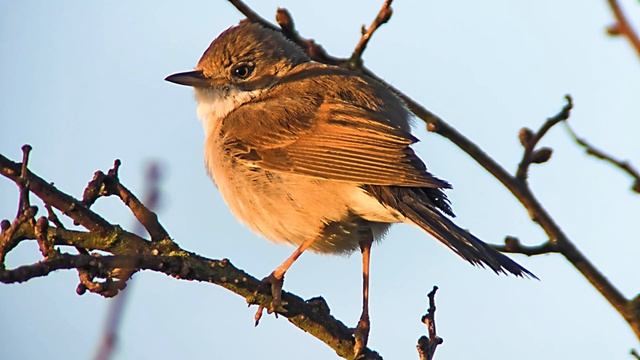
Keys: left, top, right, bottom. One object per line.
{"left": 231, "top": 63, "right": 254, "bottom": 79}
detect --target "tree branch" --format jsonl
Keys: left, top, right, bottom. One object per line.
{"left": 349, "top": 0, "right": 393, "bottom": 68}
{"left": 515, "top": 96, "right": 573, "bottom": 181}
{"left": 606, "top": 0, "right": 640, "bottom": 59}
{"left": 565, "top": 123, "right": 640, "bottom": 194}
{"left": 0, "top": 150, "right": 381, "bottom": 360}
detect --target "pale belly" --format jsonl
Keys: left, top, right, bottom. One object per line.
{"left": 204, "top": 136, "right": 403, "bottom": 254}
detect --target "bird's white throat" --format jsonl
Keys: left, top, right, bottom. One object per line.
{"left": 195, "top": 87, "right": 263, "bottom": 136}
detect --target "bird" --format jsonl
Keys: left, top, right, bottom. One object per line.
{"left": 165, "top": 20, "right": 534, "bottom": 356}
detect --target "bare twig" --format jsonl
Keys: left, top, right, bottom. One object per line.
{"left": 492, "top": 236, "right": 558, "bottom": 257}
{"left": 274, "top": 8, "right": 342, "bottom": 66}
{"left": 45, "top": 204, "right": 66, "bottom": 229}
{"left": 515, "top": 96, "right": 573, "bottom": 181}
{"left": 349, "top": 0, "right": 393, "bottom": 68}
{"left": 0, "top": 206, "right": 37, "bottom": 266}
{"left": 34, "top": 216, "right": 55, "bottom": 259}
{"left": 227, "top": 0, "right": 278, "bottom": 31}
{"left": 565, "top": 123, "right": 640, "bottom": 194}
{"left": 17, "top": 144, "right": 32, "bottom": 216}
{"left": 82, "top": 160, "right": 170, "bottom": 242}
{"left": 417, "top": 286, "right": 443, "bottom": 360}
{"left": 606, "top": 0, "right": 640, "bottom": 58}
{"left": 1, "top": 154, "right": 112, "bottom": 234}
{"left": 94, "top": 162, "right": 163, "bottom": 360}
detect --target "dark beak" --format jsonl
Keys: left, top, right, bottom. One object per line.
{"left": 165, "top": 70, "right": 210, "bottom": 88}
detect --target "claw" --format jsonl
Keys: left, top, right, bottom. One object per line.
{"left": 253, "top": 271, "right": 287, "bottom": 325}
{"left": 262, "top": 272, "right": 284, "bottom": 310}
{"left": 254, "top": 304, "right": 265, "bottom": 326}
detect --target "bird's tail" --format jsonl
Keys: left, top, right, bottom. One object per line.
{"left": 366, "top": 186, "right": 536, "bottom": 278}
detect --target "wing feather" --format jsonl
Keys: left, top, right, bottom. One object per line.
{"left": 220, "top": 69, "right": 449, "bottom": 188}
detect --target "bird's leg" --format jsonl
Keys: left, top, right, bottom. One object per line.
{"left": 353, "top": 231, "right": 373, "bottom": 357}
{"left": 255, "top": 236, "right": 317, "bottom": 324}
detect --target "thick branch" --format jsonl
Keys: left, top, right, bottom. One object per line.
{"left": 0, "top": 238, "right": 379, "bottom": 359}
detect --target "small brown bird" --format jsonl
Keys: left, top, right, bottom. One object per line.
{"left": 166, "top": 20, "right": 534, "bottom": 355}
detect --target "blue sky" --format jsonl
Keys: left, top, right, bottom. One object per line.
{"left": 1, "top": 1, "right": 639, "bottom": 359}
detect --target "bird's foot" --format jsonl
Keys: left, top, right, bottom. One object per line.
{"left": 353, "top": 315, "right": 370, "bottom": 358}
{"left": 253, "top": 271, "right": 287, "bottom": 326}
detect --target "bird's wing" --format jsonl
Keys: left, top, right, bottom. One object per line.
{"left": 220, "top": 82, "right": 449, "bottom": 188}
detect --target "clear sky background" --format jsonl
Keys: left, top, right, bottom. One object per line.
{"left": 1, "top": 1, "right": 639, "bottom": 359}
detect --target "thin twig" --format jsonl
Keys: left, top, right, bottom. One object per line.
{"left": 34, "top": 216, "right": 55, "bottom": 259}
{"left": 0, "top": 206, "right": 37, "bottom": 266}
{"left": 17, "top": 144, "right": 32, "bottom": 216}
{"left": 417, "top": 286, "right": 443, "bottom": 360}
{"left": 275, "top": 8, "right": 342, "bottom": 66}
{"left": 492, "top": 236, "right": 558, "bottom": 257}
{"left": 82, "top": 160, "right": 169, "bottom": 242}
{"left": 606, "top": 0, "right": 640, "bottom": 58}
{"left": 0, "top": 154, "right": 112, "bottom": 234}
{"left": 94, "top": 162, "right": 163, "bottom": 360}
{"left": 565, "top": 123, "right": 640, "bottom": 194}
{"left": 349, "top": 0, "right": 393, "bottom": 68}
{"left": 515, "top": 96, "right": 573, "bottom": 181}
{"left": 45, "top": 204, "right": 66, "bottom": 229}
{"left": 228, "top": 0, "right": 278, "bottom": 31}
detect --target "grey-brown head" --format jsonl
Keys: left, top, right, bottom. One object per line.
{"left": 165, "top": 21, "right": 309, "bottom": 92}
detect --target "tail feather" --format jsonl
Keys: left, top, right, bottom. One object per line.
{"left": 366, "top": 186, "right": 536, "bottom": 278}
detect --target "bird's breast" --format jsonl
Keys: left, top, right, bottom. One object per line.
{"left": 203, "top": 132, "right": 401, "bottom": 254}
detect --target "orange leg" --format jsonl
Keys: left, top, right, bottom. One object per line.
{"left": 255, "top": 236, "right": 317, "bottom": 324}
{"left": 354, "top": 233, "right": 373, "bottom": 357}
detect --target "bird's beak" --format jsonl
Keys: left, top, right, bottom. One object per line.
{"left": 165, "top": 70, "right": 210, "bottom": 88}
